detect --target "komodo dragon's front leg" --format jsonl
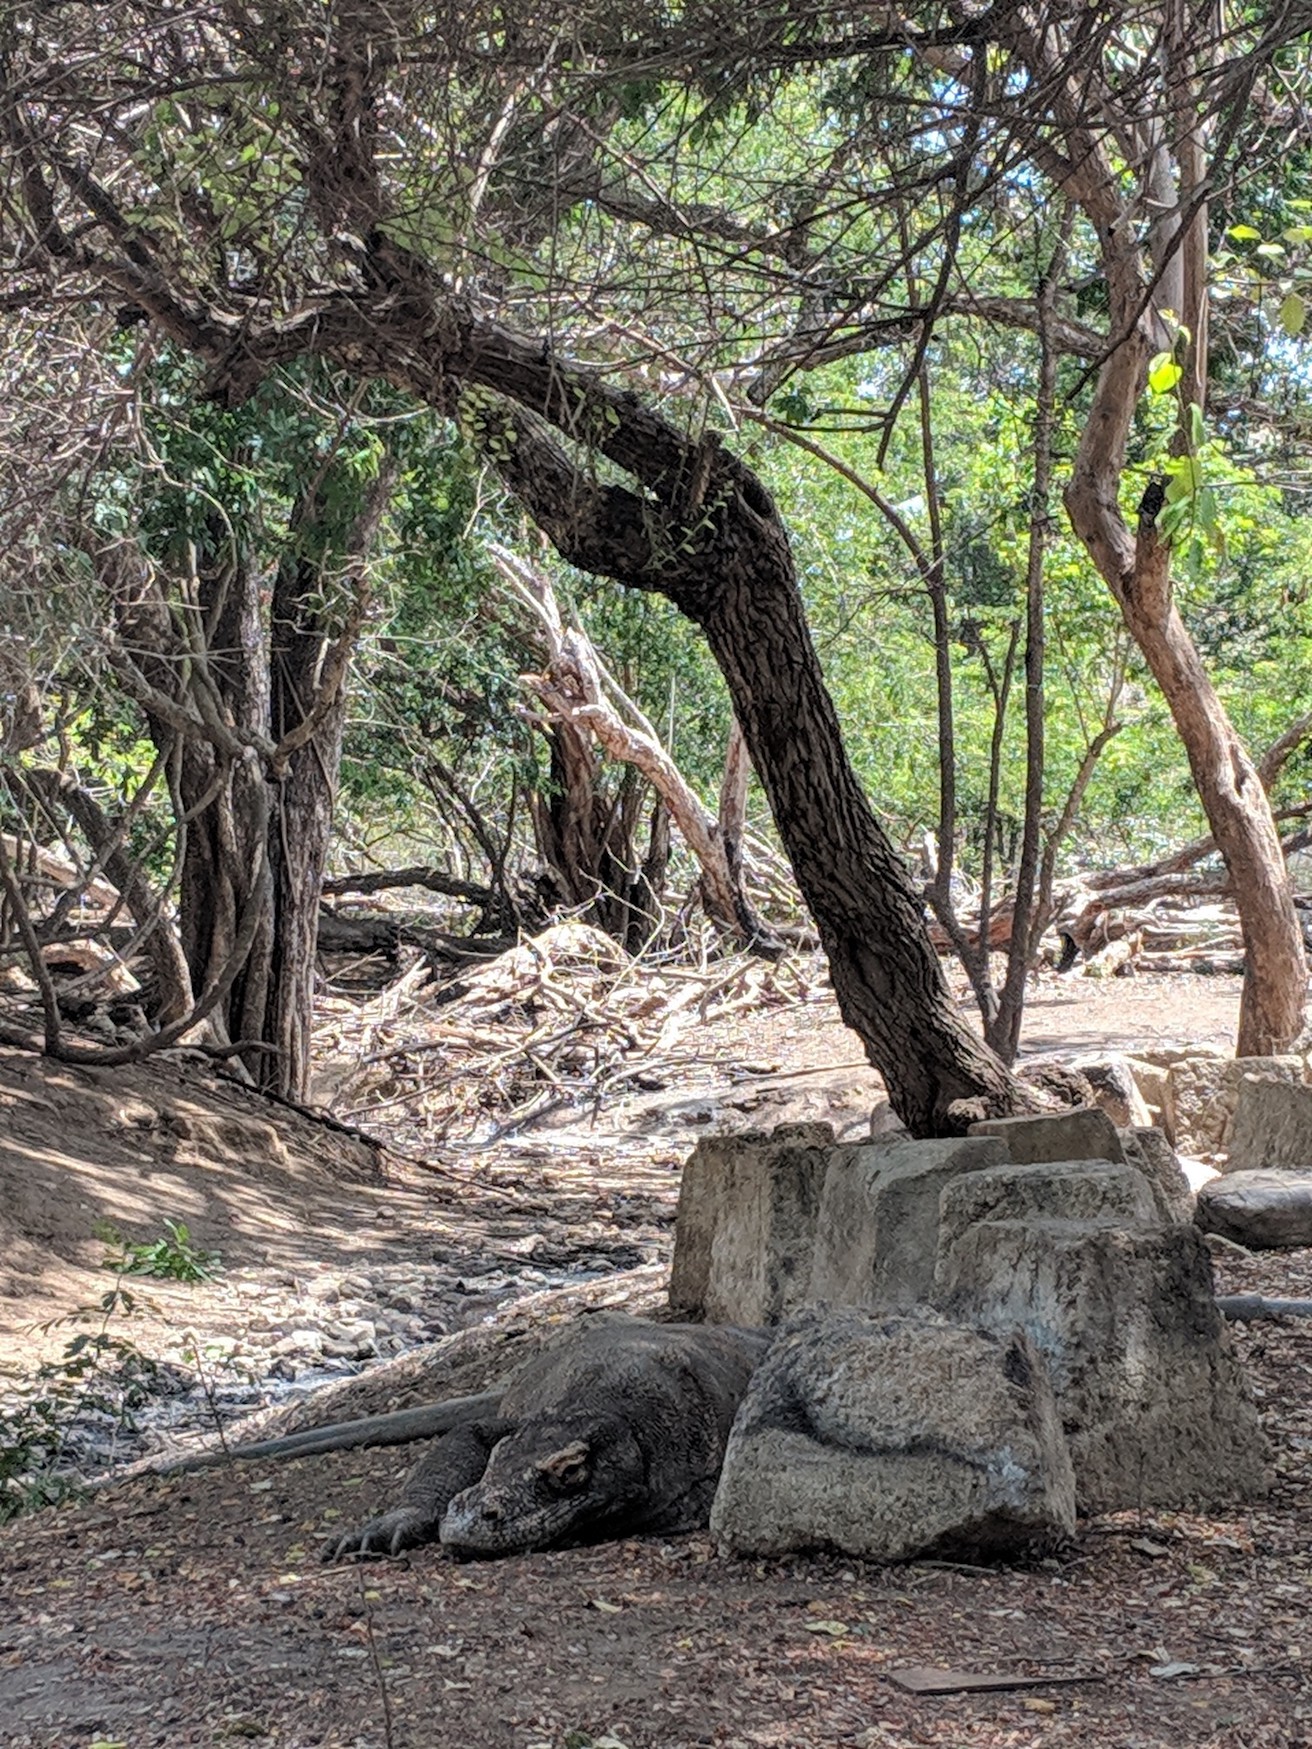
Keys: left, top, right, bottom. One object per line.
{"left": 325, "top": 1418, "right": 511, "bottom": 1559}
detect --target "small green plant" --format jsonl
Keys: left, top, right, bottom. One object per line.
{"left": 0, "top": 1217, "right": 218, "bottom": 1522}
{"left": 97, "top": 1217, "right": 221, "bottom": 1282}
{"left": 0, "top": 1286, "right": 158, "bottom": 1522}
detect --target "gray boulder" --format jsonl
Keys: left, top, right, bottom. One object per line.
{"left": 1072, "top": 1057, "right": 1153, "bottom": 1130}
{"left": 1124, "top": 1057, "right": 1170, "bottom": 1130}
{"left": 669, "top": 1124, "right": 832, "bottom": 1324}
{"left": 940, "top": 1156, "right": 1159, "bottom": 1230}
{"left": 710, "top": 1307, "right": 1076, "bottom": 1562}
{"left": 1195, "top": 1168, "right": 1312, "bottom": 1249}
{"left": 970, "top": 1104, "right": 1128, "bottom": 1165}
{"left": 1166, "top": 1055, "right": 1306, "bottom": 1155}
{"left": 936, "top": 1165, "right": 1269, "bottom": 1512}
{"left": 1120, "top": 1125, "right": 1196, "bottom": 1223}
{"left": 808, "top": 1136, "right": 1007, "bottom": 1312}
{"left": 1227, "top": 1075, "right": 1312, "bottom": 1173}
{"left": 969, "top": 1106, "right": 1192, "bottom": 1224}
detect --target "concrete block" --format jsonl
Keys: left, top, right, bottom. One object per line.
{"left": 668, "top": 1124, "right": 832, "bottom": 1325}
{"left": 711, "top": 1306, "right": 1076, "bottom": 1562}
{"left": 808, "top": 1136, "right": 1007, "bottom": 1312}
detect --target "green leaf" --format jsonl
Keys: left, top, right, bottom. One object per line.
{"left": 1165, "top": 457, "right": 1203, "bottom": 502}
{"left": 1227, "top": 224, "right": 1262, "bottom": 241}
{"left": 1147, "top": 357, "right": 1182, "bottom": 395}
{"left": 1188, "top": 403, "right": 1206, "bottom": 451}
{"left": 1280, "top": 291, "right": 1307, "bottom": 337}
{"left": 1255, "top": 242, "right": 1286, "bottom": 260}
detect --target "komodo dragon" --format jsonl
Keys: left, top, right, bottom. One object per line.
{"left": 316, "top": 1315, "right": 770, "bottom": 1559}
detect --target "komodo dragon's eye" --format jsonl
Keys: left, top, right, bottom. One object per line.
{"left": 535, "top": 1439, "right": 591, "bottom": 1493}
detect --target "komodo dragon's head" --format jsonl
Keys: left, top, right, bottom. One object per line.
{"left": 439, "top": 1412, "right": 647, "bottom": 1556}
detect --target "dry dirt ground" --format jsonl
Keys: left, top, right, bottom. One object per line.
{"left": 1, "top": 966, "right": 1310, "bottom": 1749}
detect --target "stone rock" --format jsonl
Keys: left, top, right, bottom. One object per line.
{"left": 968, "top": 1107, "right": 1192, "bottom": 1226}
{"left": 936, "top": 1166, "right": 1269, "bottom": 1512}
{"left": 1195, "top": 1168, "right": 1312, "bottom": 1249}
{"left": 969, "top": 1105, "right": 1128, "bottom": 1166}
{"left": 868, "top": 1100, "right": 910, "bottom": 1142}
{"left": 1165, "top": 1055, "right": 1306, "bottom": 1155}
{"left": 710, "top": 1307, "right": 1076, "bottom": 1562}
{"left": 1134, "top": 1043, "right": 1227, "bottom": 1068}
{"left": 1227, "top": 1075, "right": 1312, "bottom": 1173}
{"left": 1124, "top": 1057, "right": 1170, "bottom": 1129}
{"left": 669, "top": 1124, "right": 833, "bottom": 1324}
{"left": 1072, "top": 1056, "right": 1153, "bottom": 1130}
{"left": 273, "top": 1328, "right": 324, "bottom": 1356}
{"left": 808, "top": 1137, "right": 1008, "bottom": 1313}
{"left": 1120, "top": 1126, "right": 1196, "bottom": 1223}
{"left": 939, "top": 1157, "right": 1160, "bottom": 1234}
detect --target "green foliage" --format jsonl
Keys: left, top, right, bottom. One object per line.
{"left": 98, "top": 1218, "right": 220, "bottom": 1283}
{"left": 0, "top": 1283, "right": 157, "bottom": 1523}
{"left": 0, "top": 1217, "right": 219, "bottom": 1522}
{"left": 12, "top": 8, "right": 1312, "bottom": 902}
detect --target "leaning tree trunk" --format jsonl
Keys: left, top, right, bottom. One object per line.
{"left": 693, "top": 503, "right": 1022, "bottom": 1132}
{"left": 482, "top": 399, "right": 1027, "bottom": 1135}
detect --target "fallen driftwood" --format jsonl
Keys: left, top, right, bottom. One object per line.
{"left": 315, "top": 919, "right": 811, "bottom": 1148}
{"left": 1215, "top": 1295, "right": 1312, "bottom": 1322}
{"left": 887, "top": 1666, "right": 1104, "bottom": 1696}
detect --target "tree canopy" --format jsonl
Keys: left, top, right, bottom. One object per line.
{"left": 3, "top": 0, "right": 1312, "bottom": 1126}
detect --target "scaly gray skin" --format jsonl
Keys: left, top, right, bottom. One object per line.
{"left": 325, "top": 1315, "right": 770, "bottom": 1560}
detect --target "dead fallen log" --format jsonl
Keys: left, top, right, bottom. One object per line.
{"left": 1216, "top": 1295, "right": 1312, "bottom": 1322}
{"left": 1133, "top": 951, "right": 1245, "bottom": 975}
{"left": 316, "top": 910, "right": 403, "bottom": 958}
{"left": 324, "top": 866, "right": 500, "bottom": 906}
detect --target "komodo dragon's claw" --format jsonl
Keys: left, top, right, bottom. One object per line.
{"left": 323, "top": 1506, "right": 430, "bottom": 1561}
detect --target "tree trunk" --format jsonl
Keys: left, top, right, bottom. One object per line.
{"left": 1019, "top": 14, "right": 1308, "bottom": 1058}
{"left": 100, "top": 476, "right": 392, "bottom": 1099}
{"left": 1118, "top": 570, "right": 1305, "bottom": 1055}
{"left": 495, "top": 544, "right": 779, "bottom": 954}
{"left": 252, "top": 547, "right": 353, "bottom": 1099}
{"left": 688, "top": 507, "right": 1024, "bottom": 1132}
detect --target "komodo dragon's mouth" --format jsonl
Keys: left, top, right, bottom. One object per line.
{"left": 439, "top": 1482, "right": 622, "bottom": 1555}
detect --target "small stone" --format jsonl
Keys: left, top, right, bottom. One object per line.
{"left": 325, "top": 1317, "right": 375, "bottom": 1341}
{"left": 273, "top": 1329, "right": 324, "bottom": 1356}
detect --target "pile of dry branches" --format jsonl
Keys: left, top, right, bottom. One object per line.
{"left": 312, "top": 920, "right": 811, "bottom": 1151}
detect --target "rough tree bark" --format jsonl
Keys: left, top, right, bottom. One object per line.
{"left": 96, "top": 472, "right": 394, "bottom": 1098}
{"left": 477, "top": 398, "right": 1024, "bottom": 1133}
